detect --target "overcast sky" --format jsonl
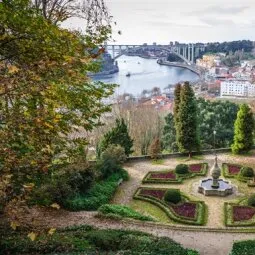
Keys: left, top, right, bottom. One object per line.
{"left": 64, "top": 0, "right": 255, "bottom": 44}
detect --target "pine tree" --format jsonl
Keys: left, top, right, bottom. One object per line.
{"left": 99, "top": 118, "right": 134, "bottom": 156}
{"left": 231, "top": 104, "right": 254, "bottom": 154}
{"left": 176, "top": 82, "right": 200, "bottom": 156}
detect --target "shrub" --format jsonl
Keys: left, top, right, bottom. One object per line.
{"left": 175, "top": 164, "right": 189, "bottom": 174}
{"left": 248, "top": 194, "right": 255, "bottom": 207}
{"left": 97, "top": 144, "right": 126, "bottom": 178}
{"left": 65, "top": 170, "right": 128, "bottom": 211}
{"left": 231, "top": 240, "right": 255, "bottom": 255}
{"left": 164, "top": 189, "right": 181, "bottom": 204}
{"left": 0, "top": 225, "right": 198, "bottom": 255}
{"left": 31, "top": 177, "right": 74, "bottom": 206}
{"left": 98, "top": 204, "right": 154, "bottom": 221}
{"left": 239, "top": 166, "right": 254, "bottom": 178}
{"left": 31, "top": 162, "right": 96, "bottom": 206}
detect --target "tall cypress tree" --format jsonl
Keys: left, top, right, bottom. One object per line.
{"left": 176, "top": 82, "right": 200, "bottom": 156}
{"left": 99, "top": 118, "right": 134, "bottom": 156}
{"left": 231, "top": 104, "right": 254, "bottom": 154}
{"left": 174, "top": 83, "right": 182, "bottom": 127}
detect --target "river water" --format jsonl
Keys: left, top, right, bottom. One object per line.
{"left": 93, "top": 55, "right": 199, "bottom": 96}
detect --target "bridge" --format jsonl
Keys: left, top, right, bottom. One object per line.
{"left": 106, "top": 43, "right": 206, "bottom": 64}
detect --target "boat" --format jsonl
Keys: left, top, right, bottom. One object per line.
{"left": 126, "top": 72, "right": 131, "bottom": 77}
{"left": 137, "top": 62, "right": 140, "bottom": 64}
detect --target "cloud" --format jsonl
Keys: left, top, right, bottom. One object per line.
{"left": 199, "top": 17, "right": 236, "bottom": 27}
{"left": 185, "top": 5, "right": 249, "bottom": 16}
{"left": 146, "top": 20, "right": 209, "bottom": 29}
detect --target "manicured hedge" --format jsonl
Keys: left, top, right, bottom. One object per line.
{"left": 134, "top": 187, "right": 206, "bottom": 225}
{"left": 224, "top": 201, "right": 255, "bottom": 227}
{"left": 142, "top": 163, "right": 208, "bottom": 184}
{"left": 230, "top": 240, "right": 255, "bottom": 255}
{"left": 98, "top": 204, "right": 155, "bottom": 221}
{"left": 65, "top": 170, "right": 128, "bottom": 211}
{"left": 0, "top": 224, "right": 199, "bottom": 255}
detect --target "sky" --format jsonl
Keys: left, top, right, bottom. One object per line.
{"left": 64, "top": 0, "right": 255, "bottom": 45}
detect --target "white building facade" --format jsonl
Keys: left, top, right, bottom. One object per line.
{"left": 220, "top": 79, "right": 255, "bottom": 97}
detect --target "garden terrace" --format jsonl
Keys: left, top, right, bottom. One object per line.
{"left": 142, "top": 163, "right": 208, "bottom": 184}
{"left": 133, "top": 187, "right": 206, "bottom": 225}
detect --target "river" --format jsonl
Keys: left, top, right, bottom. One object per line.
{"left": 93, "top": 55, "right": 199, "bottom": 96}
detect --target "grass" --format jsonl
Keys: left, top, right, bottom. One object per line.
{"left": 151, "top": 159, "right": 165, "bottom": 165}
{"left": 98, "top": 204, "right": 155, "bottom": 221}
{"left": 129, "top": 200, "right": 172, "bottom": 223}
{"left": 176, "top": 155, "right": 204, "bottom": 162}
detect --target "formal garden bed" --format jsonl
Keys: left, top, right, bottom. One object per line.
{"left": 224, "top": 198, "right": 255, "bottom": 227}
{"left": 222, "top": 163, "right": 255, "bottom": 185}
{"left": 133, "top": 187, "right": 206, "bottom": 225}
{"left": 222, "top": 163, "right": 243, "bottom": 178}
{"left": 142, "top": 163, "right": 208, "bottom": 184}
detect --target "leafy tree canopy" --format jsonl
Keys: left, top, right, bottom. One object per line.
{"left": 0, "top": 0, "right": 115, "bottom": 207}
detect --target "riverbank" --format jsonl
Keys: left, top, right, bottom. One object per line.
{"left": 157, "top": 60, "right": 201, "bottom": 76}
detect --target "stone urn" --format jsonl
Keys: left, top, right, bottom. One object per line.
{"left": 210, "top": 156, "right": 221, "bottom": 188}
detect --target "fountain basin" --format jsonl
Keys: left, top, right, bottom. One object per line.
{"left": 198, "top": 178, "right": 233, "bottom": 196}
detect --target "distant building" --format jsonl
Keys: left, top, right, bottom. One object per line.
{"left": 220, "top": 79, "right": 255, "bottom": 97}
{"left": 196, "top": 54, "right": 221, "bottom": 69}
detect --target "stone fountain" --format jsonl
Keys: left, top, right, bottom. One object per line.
{"left": 198, "top": 156, "right": 233, "bottom": 196}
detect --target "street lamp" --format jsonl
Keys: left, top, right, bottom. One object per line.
{"left": 213, "top": 130, "right": 216, "bottom": 156}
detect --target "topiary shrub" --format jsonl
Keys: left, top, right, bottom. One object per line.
{"left": 239, "top": 166, "right": 254, "bottom": 178}
{"left": 164, "top": 189, "right": 181, "bottom": 204}
{"left": 175, "top": 164, "right": 189, "bottom": 174}
{"left": 248, "top": 194, "right": 255, "bottom": 207}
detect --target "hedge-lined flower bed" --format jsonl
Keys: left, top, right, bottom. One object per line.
{"left": 224, "top": 201, "right": 255, "bottom": 227}
{"left": 134, "top": 187, "right": 206, "bottom": 225}
{"left": 222, "top": 163, "right": 242, "bottom": 177}
{"left": 171, "top": 202, "right": 197, "bottom": 219}
{"left": 142, "top": 163, "right": 208, "bottom": 184}
{"left": 189, "top": 164, "right": 202, "bottom": 173}
{"left": 150, "top": 172, "right": 177, "bottom": 180}
{"left": 222, "top": 163, "right": 254, "bottom": 184}
{"left": 233, "top": 206, "right": 255, "bottom": 221}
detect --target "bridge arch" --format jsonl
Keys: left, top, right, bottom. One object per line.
{"left": 111, "top": 46, "right": 192, "bottom": 64}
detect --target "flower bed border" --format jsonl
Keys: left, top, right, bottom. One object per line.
{"left": 222, "top": 163, "right": 253, "bottom": 184}
{"left": 222, "top": 163, "right": 242, "bottom": 178}
{"left": 224, "top": 200, "right": 255, "bottom": 227}
{"left": 133, "top": 187, "right": 206, "bottom": 225}
{"left": 142, "top": 163, "right": 208, "bottom": 184}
